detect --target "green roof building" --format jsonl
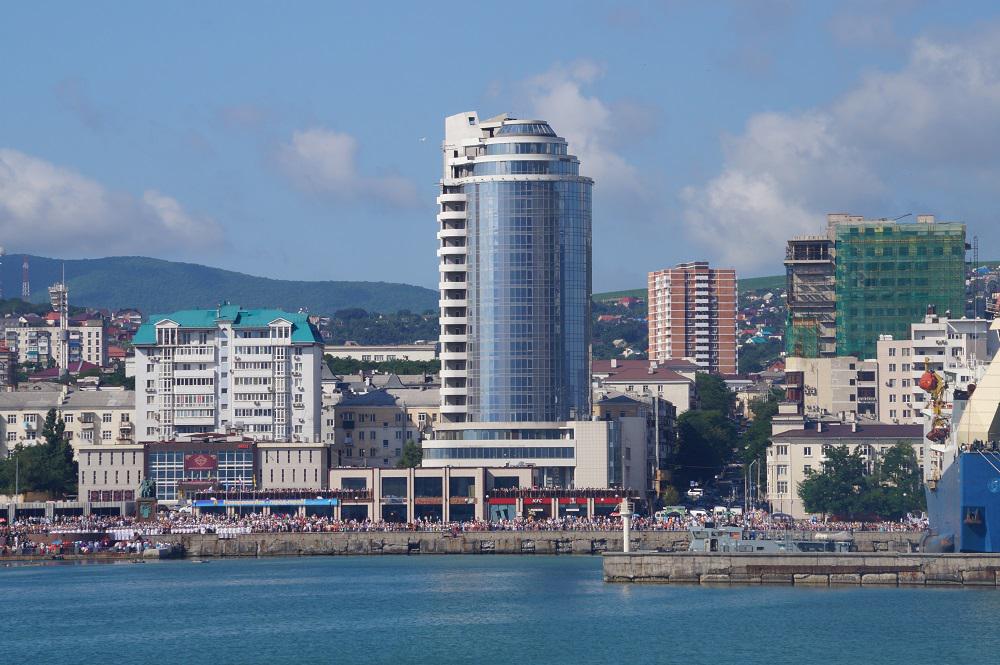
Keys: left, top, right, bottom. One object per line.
{"left": 133, "top": 304, "right": 324, "bottom": 445}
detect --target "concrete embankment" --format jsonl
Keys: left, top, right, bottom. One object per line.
{"left": 603, "top": 551, "right": 1000, "bottom": 586}
{"left": 152, "top": 530, "right": 923, "bottom": 558}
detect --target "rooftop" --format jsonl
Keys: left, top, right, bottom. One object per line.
{"left": 0, "top": 389, "right": 135, "bottom": 410}
{"left": 133, "top": 306, "right": 323, "bottom": 345}
{"left": 773, "top": 423, "right": 923, "bottom": 439}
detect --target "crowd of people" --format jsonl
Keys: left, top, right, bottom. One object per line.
{"left": 0, "top": 509, "right": 928, "bottom": 553}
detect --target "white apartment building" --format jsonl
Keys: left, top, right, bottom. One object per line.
{"left": 784, "top": 356, "right": 878, "bottom": 420}
{"left": 767, "top": 422, "right": 924, "bottom": 518}
{"left": 1, "top": 315, "right": 106, "bottom": 367}
{"left": 132, "top": 306, "right": 323, "bottom": 443}
{"left": 0, "top": 386, "right": 134, "bottom": 457}
{"left": 877, "top": 310, "right": 996, "bottom": 424}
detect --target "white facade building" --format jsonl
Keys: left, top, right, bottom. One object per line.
{"left": 877, "top": 311, "right": 996, "bottom": 424}
{"left": 1, "top": 316, "right": 106, "bottom": 367}
{"left": 132, "top": 306, "right": 323, "bottom": 443}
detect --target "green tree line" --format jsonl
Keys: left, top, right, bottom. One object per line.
{"left": 0, "top": 409, "right": 77, "bottom": 497}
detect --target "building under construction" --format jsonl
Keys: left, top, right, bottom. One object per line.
{"left": 786, "top": 214, "right": 967, "bottom": 360}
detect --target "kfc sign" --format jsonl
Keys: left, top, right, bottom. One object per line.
{"left": 184, "top": 453, "right": 218, "bottom": 471}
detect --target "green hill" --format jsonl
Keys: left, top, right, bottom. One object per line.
{"left": 1, "top": 255, "right": 437, "bottom": 315}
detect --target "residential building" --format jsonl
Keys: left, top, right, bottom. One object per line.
{"left": 783, "top": 356, "right": 878, "bottom": 421}
{"left": 436, "top": 112, "right": 592, "bottom": 426}
{"left": 132, "top": 306, "right": 324, "bottom": 443}
{"left": 877, "top": 309, "right": 996, "bottom": 424}
{"left": 0, "top": 343, "right": 16, "bottom": 391}
{"left": 427, "top": 112, "right": 621, "bottom": 487}
{"left": 324, "top": 343, "right": 437, "bottom": 363}
{"left": 593, "top": 392, "right": 675, "bottom": 497}
{"left": 767, "top": 422, "right": 924, "bottom": 518}
{"left": 593, "top": 360, "right": 695, "bottom": 415}
{"left": 0, "top": 314, "right": 106, "bottom": 368}
{"left": 785, "top": 213, "right": 967, "bottom": 359}
{"left": 647, "top": 261, "right": 737, "bottom": 374}
{"left": 325, "top": 388, "right": 438, "bottom": 468}
{"left": 0, "top": 387, "right": 134, "bottom": 457}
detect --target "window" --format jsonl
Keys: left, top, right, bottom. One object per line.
{"left": 777, "top": 465, "right": 788, "bottom": 476}
{"left": 776, "top": 481, "right": 788, "bottom": 494}
{"left": 888, "top": 348, "right": 896, "bottom": 357}
{"left": 102, "top": 413, "right": 112, "bottom": 423}
{"left": 803, "top": 446, "right": 812, "bottom": 457}
{"left": 774, "top": 445, "right": 788, "bottom": 456}
{"left": 803, "top": 465, "right": 812, "bottom": 474}
{"left": 6, "top": 414, "right": 15, "bottom": 425}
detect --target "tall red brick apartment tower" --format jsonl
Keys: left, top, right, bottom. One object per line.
{"left": 647, "top": 261, "right": 737, "bottom": 375}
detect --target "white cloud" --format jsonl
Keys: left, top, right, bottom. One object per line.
{"left": 522, "top": 61, "right": 649, "bottom": 196}
{"left": 276, "top": 128, "right": 420, "bottom": 208}
{"left": 0, "top": 148, "right": 223, "bottom": 255}
{"left": 682, "top": 26, "right": 1000, "bottom": 273}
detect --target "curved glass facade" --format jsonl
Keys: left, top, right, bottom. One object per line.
{"left": 495, "top": 122, "right": 556, "bottom": 136}
{"left": 464, "top": 132, "right": 592, "bottom": 423}
{"left": 485, "top": 142, "right": 568, "bottom": 155}
{"left": 472, "top": 159, "right": 579, "bottom": 176}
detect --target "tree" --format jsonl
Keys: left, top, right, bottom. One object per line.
{"left": 675, "top": 410, "right": 738, "bottom": 486}
{"left": 0, "top": 409, "right": 77, "bottom": 497}
{"left": 874, "top": 442, "right": 926, "bottom": 518}
{"left": 660, "top": 485, "right": 680, "bottom": 506}
{"left": 739, "top": 388, "right": 783, "bottom": 492}
{"left": 797, "top": 445, "right": 870, "bottom": 519}
{"left": 695, "top": 373, "right": 735, "bottom": 415}
{"left": 797, "top": 443, "right": 926, "bottom": 519}
{"left": 397, "top": 441, "right": 423, "bottom": 468}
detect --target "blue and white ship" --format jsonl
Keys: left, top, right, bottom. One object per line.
{"left": 924, "top": 318, "right": 1000, "bottom": 552}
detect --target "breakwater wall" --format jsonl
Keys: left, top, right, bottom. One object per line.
{"left": 603, "top": 551, "right": 1000, "bottom": 586}
{"left": 151, "top": 531, "right": 924, "bottom": 557}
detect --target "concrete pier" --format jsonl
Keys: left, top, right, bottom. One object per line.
{"left": 146, "top": 530, "right": 922, "bottom": 558}
{"left": 603, "top": 551, "right": 1000, "bottom": 586}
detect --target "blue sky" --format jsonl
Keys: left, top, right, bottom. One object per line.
{"left": 2, "top": 1, "right": 999, "bottom": 291}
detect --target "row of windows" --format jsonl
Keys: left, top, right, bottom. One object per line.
{"left": 485, "top": 142, "right": 567, "bottom": 155}
{"left": 174, "top": 377, "right": 214, "bottom": 386}
{"left": 235, "top": 376, "right": 272, "bottom": 385}
{"left": 434, "top": 428, "right": 573, "bottom": 441}
{"left": 424, "top": 447, "right": 574, "bottom": 459}
{"left": 234, "top": 408, "right": 274, "bottom": 417}
{"left": 472, "top": 159, "right": 579, "bottom": 176}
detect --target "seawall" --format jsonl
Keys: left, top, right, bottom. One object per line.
{"left": 151, "top": 530, "right": 923, "bottom": 557}
{"left": 603, "top": 551, "right": 1000, "bottom": 586}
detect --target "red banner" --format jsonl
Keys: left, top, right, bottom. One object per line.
{"left": 558, "top": 498, "right": 587, "bottom": 504}
{"left": 184, "top": 453, "right": 218, "bottom": 471}
{"left": 594, "top": 497, "right": 624, "bottom": 505}
{"left": 487, "top": 498, "right": 516, "bottom": 504}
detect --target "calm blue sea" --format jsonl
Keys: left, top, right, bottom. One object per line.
{"left": 4, "top": 556, "right": 999, "bottom": 664}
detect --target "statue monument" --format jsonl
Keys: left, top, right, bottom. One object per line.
{"left": 136, "top": 478, "right": 158, "bottom": 520}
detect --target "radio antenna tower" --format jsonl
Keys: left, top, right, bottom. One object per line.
{"left": 21, "top": 256, "right": 30, "bottom": 300}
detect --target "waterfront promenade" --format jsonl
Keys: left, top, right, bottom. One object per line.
{"left": 2, "top": 513, "right": 925, "bottom": 559}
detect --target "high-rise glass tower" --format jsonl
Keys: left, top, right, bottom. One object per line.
{"left": 437, "top": 112, "right": 593, "bottom": 424}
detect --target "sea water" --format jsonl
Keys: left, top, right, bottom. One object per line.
{"left": 4, "top": 556, "right": 999, "bottom": 664}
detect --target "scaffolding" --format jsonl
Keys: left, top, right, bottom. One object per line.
{"left": 785, "top": 236, "right": 836, "bottom": 357}
{"left": 833, "top": 220, "right": 966, "bottom": 359}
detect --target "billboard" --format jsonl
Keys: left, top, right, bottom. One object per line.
{"left": 184, "top": 453, "right": 218, "bottom": 471}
